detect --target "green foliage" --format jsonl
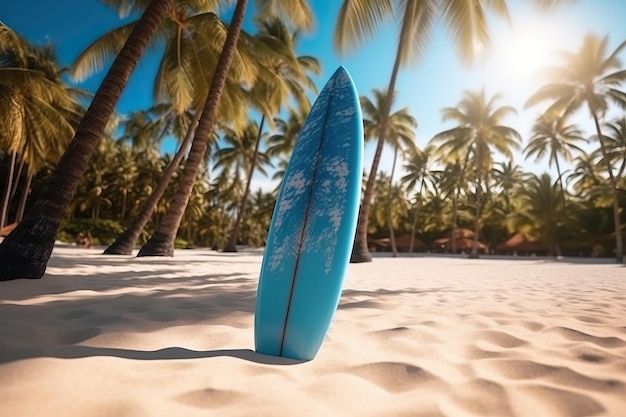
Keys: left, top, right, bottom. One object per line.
{"left": 57, "top": 218, "right": 124, "bottom": 246}
{"left": 174, "top": 237, "right": 189, "bottom": 249}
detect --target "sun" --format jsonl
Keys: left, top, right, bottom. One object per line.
{"left": 492, "top": 21, "right": 563, "bottom": 83}
{"left": 508, "top": 31, "right": 553, "bottom": 77}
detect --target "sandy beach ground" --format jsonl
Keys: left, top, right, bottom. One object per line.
{"left": 1, "top": 244, "right": 625, "bottom": 416}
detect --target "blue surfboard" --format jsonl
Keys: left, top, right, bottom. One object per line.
{"left": 254, "top": 66, "right": 363, "bottom": 361}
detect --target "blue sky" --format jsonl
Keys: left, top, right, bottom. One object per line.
{"left": 3, "top": 0, "right": 626, "bottom": 189}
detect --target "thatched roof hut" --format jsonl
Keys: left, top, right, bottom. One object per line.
{"left": 496, "top": 233, "right": 548, "bottom": 253}
{"left": 370, "top": 234, "right": 426, "bottom": 252}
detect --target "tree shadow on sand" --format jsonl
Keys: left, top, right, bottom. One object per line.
{"left": 0, "top": 248, "right": 307, "bottom": 365}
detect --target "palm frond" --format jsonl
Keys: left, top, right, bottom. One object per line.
{"left": 607, "top": 88, "right": 626, "bottom": 110}
{"left": 528, "top": 0, "right": 577, "bottom": 10}
{"left": 440, "top": 0, "right": 499, "bottom": 64}
{"left": 0, "top": 87, "right": 23, "bottom": 151}
{"left": 489, "top": 105, "right": 517, "bottom": 122}
{"left": 525, "top": 83, "right": 576, "bottom": 109}
{"left": 255, "top": 0, "right": 314, "bottom": 32}
{"left": 601, "top": 69, "right": 626, "bottom": 86}
{"left": 71, "top": 22, "right": 137, "bottom": 82}
{"left": 0, "top": 21, "right": 27, "bottom": 63}
{"left": 396, "top": 0, "right": 437, "bottom": 66}
{"left": 334, "top": 0, "right": 393, "bottom": 54}
{"left": 0, "top": 67, "right": 45, "bottom": 89}
{"left": 601, "top": 38, "right": 626, "bottom": 72}
{"left": 98, "top": 0, "right": 153, "bottom": 18}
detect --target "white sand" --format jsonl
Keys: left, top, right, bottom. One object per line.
{"left": 1, "top": 245, "right": 625, "bottom": 416}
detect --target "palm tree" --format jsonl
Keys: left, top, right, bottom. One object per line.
{"left": 116, "top": 108, "right": 164, "bottom": 159}
{"left": 361, "top": 89, "right": 416, "bottom": 256}
{"left": 486, "top": 161, "right": 525, "bottom": 250}
{"left": 72, "top": 1, "right": 256, "bottom": 120}
{"left": 567, "top": 151, "right": 605, "bottom": 199}
{"left": 0, "top": 26, "right": 82, "bottom": 232}
{"left": 524, "top": 113, "right": 586, "bottom": 209}
{"left": 74, "top": 0, "right": 261, "bottom": 255}
{"left": 334, "top": 0, "right": 573, "bottom": 263}
{"left": 491, "top": 160, "right": 525, "bottom": 214}
{"left": 526, "top": 33, "right": 626, "bottom": 263}
{"left": 103, "top": 107, "right": 201, "bottom": 255}
{"left": 241, "top": 188, "right": 275, "bottom": 246}
{"left": 508, "top": 172, "right": 573, "bottom": 256}
{"left": 138, "top": 0, "right": 314, "bottom": 256}
{"left": 417, "top": 186, "right": 455, "bottom": 244}
{"left": 214, "top": 121, "right": 272, "bottom": 249}
{"left": 600, "top": 117, "right": 626, "bottom": 186}
{"left": 266, "top": 107, "right": 308, "bottom": 183}
{"left": 0, "top": 0, "right": 172, "bottom": 280}
{"left": 435, "top": 156, "right": 470, "bottom": 253}
{"left": 430, "top": 89, "right": 521, "bottom": 258}
{"left": 369, "top": 172, "right": 409, "bottom": 244}
{"left": 223, "top": 18, "right": 320, "bottom": 252}
{"left": 401, "top": 144, "right": 437, "bottom": 253}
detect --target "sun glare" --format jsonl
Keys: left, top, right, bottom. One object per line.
{"left": 509, "top": 32, "right": 552, "bottom": 76}
{"left": 491, "top": 20, "right": 565, "bottom": 85}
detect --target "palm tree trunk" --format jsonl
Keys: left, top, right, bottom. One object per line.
{"left": 224, "top": 114, "right": 264, "bottom": 253}
{"left": 454, "top": 154, "right": 470, "bottom": 254}
{"left": 121, "top": 190, "right": 127, "bottom": 220}
{"left": 15, "top": 172, "right": 33, "bottom": 223}
{"left": 591, "top": 112, "right": 624, "bottom": 263}
{"left": 409, "top": 179, "right": 425, "bottom": 254}
{"left": 452, "top": 187, "right": 459, "bottom": 254}
{"left": 554, "top": 156, "right": 565, "bottom": 257}
{"left": 138, "top": 0, "right": 248, "bottom": 257}
{"left": 0, "top": 150, "right": 17, "bottom": 231}
{"left": 386, "top": 146, "right": 399, "bottom": 256}
{"left": 351, "top": 1, "right": 417, "bottom": 263}
{"left": 409, "top": 206, "right": 416, "bottom": 254}
{"left": 0, "top": 0, "right": 172, "bottom": 280}
{"left": 8, "top": 157, "right": 25, "bottom": 204}
{"left": 104, "top": 109, "right": 200, "bottom": 255}
{"left": 469, "top": 177, "right": 482, "bottom": 259}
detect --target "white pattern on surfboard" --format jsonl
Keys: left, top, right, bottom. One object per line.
{"left": 267, "top": 69, "right": 356, "bottom": 276}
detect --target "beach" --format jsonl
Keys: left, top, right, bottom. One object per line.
{"left": 0, "top": 245, "right": 625, "bottom": 416}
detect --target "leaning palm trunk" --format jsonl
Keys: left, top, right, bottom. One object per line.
{"left": 351, "top": 2, "right": 416, "bottom": 263}
{"left": 591, "top": 112, "right": 624, "bottom": 263}
{"left": 224, "top": 114, "right": 265, "bottom": 253}
{"left": 104, "top": 110, "right": 200, "bottom": 255}
{"left": 138, "top": 0, "right": 248, "bottom": 257}
{"left": 0, "top": 0, "right": 172, "bottom": 281}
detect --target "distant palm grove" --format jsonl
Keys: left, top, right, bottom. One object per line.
{"left": 1, "top": 0, "right": 626, "bottom": 280}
